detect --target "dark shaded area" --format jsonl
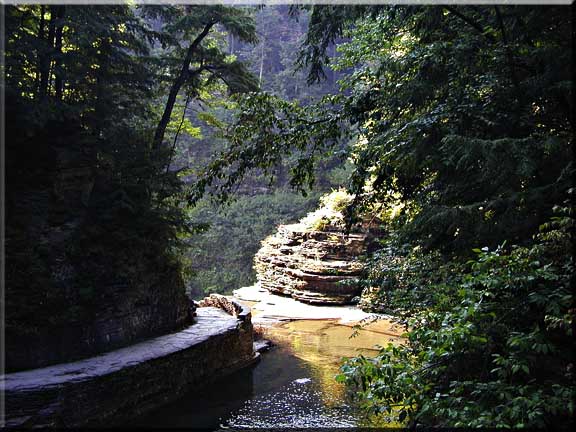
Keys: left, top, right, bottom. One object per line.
{"left": 133, "top": 345, "right": 336, "bottom": 429}
{"left": 4, "top": 94, "right": 191, "bottom": 371}
{"left": 4, "top": 5, "right": 193, "bottom": 371}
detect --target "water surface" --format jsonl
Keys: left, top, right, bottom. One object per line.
{"left": 133, "top": 306, "right": 403, "bottom": 428}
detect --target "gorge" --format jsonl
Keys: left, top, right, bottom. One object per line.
{"left": 5, "top": 3, "right": 573, "bottom": 429}
{"left": 133, "top": 286, "right": 405, "bottom": 429}
{"left": 4, "top": 217, "right": 386, "bottom": 428}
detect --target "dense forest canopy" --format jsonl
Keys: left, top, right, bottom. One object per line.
{"left": 199, "top": 5, "right": 573, "bottom": 252}
{"left": 5, "top": 2, "right": 574, "bottom": 429}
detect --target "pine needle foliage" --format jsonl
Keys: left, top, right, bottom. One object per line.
{"left": 197, "top": 5, "right": 572, "bottom": 253}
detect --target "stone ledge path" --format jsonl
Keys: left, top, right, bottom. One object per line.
{"left": 3, "top": 307, "right": 238, "bottom": 392}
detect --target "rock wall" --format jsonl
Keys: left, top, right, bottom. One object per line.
{"left": 4, "top": 296, "right": 257, "bottom": 428}
{"left": 5, "top": 131, "right": 192, "bottom": 371}
{"left": 254, "top": 223, "right": 372, "bottom": 304}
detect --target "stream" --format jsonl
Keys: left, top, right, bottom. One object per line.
{"left": 134, "top": 286, "right": 404, "bottom": 429}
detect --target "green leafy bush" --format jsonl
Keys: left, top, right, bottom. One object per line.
{"left": 300, "top": 188, "right": 354, "bottom": 231}
{"left": 339, "top": 207, "right": 574, "bottom": 429}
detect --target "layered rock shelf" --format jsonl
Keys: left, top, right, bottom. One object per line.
{"left": 4, "top": 295, "right": 257, "bottom": 428}
{"left": 254, "top": 223, "right": 372, "bottom": 305}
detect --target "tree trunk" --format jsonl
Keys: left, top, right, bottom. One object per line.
{"left": 39, "top": 6, "right": 56, "bottom": 99}
{"left": 330, "top": 43, "right": 335, "bottom": 86}
{"left": 54, "top": 6, "right": 65, "bottom": 100}
{"left": 229, "top": 33, "right": 235, "bottom": 55}
{"left": 494, "top": 6, "right": 519, "bottom": 92}
{"left": 258, "top": 36, "right": 265, "bottom": 88}
{"left": 94, "top": 37, "right": 111, "bottom": 136}
{"left": 36, "top": 5, "right": 45, "bottom": 96}
{"left": 152, "top": 21, "right": 215, "bottom": 153}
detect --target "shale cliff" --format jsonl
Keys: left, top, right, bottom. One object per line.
{"left": 254, "top": 223, "right": 374, "bottom": 305}
{"left": 5, "top": 126, "right": 192, "bottom": 372}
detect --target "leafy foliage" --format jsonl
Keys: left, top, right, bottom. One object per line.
{"left": 199, "top": 5, "right": 572, "bottom": 251}
{"left": 338, "top": 205, "right": 574, "bottom": 428}
{"left": 5, "top": 6, "right": 574, "bottom": 427}
{"left": 5, "top": 4, "right": 170, "bottom": 334}
{"left": 335, "top": 6, "right": 572, "bottom": 251}
{"left": 4, "top": 4, "right": 260, "bottom": 344}
{"left": 189, "top": 91, "right": 345, "bottom": 205}
{"left": 300, "top": 188, "right": 355, "bottom": 231}
{"left": 186, "top": 190, "right": 321, "bottom": 297}
{"left": 288, "top": 5, "right": 574, "bottom": 429}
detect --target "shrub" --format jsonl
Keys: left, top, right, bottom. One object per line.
{"left": 339, "top": 206, "right": 575, "bottom": 429}
{"left": 301, "top": 188, "right": 355, "bottom": 231}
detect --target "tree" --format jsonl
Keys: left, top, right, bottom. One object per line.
{"left": 4, "top": 4, "right": 262, "bottom": 369}
{"left": 195, "top": 4, "right": 573, "bottom": 252}
{"left": 333, "top": 5, "right": 573, "bottom": 251}
{"left": 186, "top": 5, "right": 574, "bottom": 428}
{"left": 143, "top": 5, "right": 259, "bottom": 155}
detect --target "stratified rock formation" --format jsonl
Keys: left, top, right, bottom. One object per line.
{"left": 254, "top": 223, "right": 372, "bottom": 304}
{"left": 4, "top": 295, "right": 257, "bottom": 428}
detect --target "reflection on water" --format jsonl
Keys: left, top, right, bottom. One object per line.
{"left": 225, "top": 318, "right": 404, "bottom": 428}
{"left": 225, "top": 376, "right": 357, "bottom": 428}
{"left": 261, "top": 319, "right": 402, "bottom": 408}
{"left": 133, "top": 317, "right": 403, "bottom": 429}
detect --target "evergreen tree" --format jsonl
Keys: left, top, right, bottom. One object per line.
{"left": 4, "top": 4, "right": 261, "bottom": 368}
{"left": 196, "top": 4, "right": 573, "bottom": 252}
{"left": 186, "top": 7, "right": 574, "bottom": 427}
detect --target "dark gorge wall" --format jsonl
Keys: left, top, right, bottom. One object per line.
{"left": 5, "top": 124, "right": 191, "bottom": 371}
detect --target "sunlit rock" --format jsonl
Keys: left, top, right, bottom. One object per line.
{"left": 254, "top": 223, "right": 374, "bottom": 305}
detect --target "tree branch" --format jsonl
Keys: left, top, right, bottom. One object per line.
{"left": 152, "top": 20, "right": 215, "bottom": 153}
{"left": 444, "top": 6, "right": 496, "bottom": 43}
{"left": 165, "top": 92, "right": 192, "bottom": 177}
{"left": 494, "top": 6, "right": 520, "bottom": 92}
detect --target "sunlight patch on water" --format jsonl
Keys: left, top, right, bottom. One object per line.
{"left": 294, "top": 377, "right": 312, "bottom": 384}
{"left": 219, "top": 316, "right": 406, "bottom": 428}
{"left": 135, "top": 294, "right": 406, "bottom": 429}
{"left": 222, "top": 379, "right": 357, "bottom": 428}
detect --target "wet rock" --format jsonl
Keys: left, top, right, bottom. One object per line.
{"left": 254, "top": 224, "right": 373, "bottom": 305}
{"left": 253, "top": 339, "right": 273, "bottom": 353}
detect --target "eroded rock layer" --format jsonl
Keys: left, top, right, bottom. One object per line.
{"left": 254, "top": 224, "right": 371, "bottom": 304}
{"left": 4, "top": 295, "right": 257, "bottom": 428}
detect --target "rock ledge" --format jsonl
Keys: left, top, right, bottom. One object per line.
{"left": 4, "top": 295, "right": 257, "bottom": 427}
